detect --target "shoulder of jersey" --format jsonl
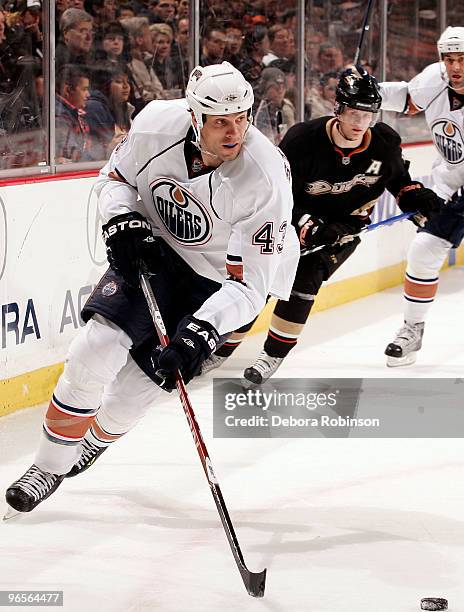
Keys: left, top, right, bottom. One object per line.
{"left": 372, "top": 121, "right": 402, "bottom": 146}
{"left": 409, "top": 62, "right": 447, "bottom": 104}
{"left": 279, "top": 118, "right": 328, "bottom": 151}
{"left": 131, "top": 98, "right": 191, "bottom": 135}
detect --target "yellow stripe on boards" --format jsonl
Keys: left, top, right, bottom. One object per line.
{"left": 0, "top": 364, "right": 64, "bottom": 417}
{"left": 1, "top": 245, "right": 463, "bottom": 416}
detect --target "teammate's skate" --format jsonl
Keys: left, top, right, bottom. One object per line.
{"left": 385, "top": 321, "right": 425, "bottom": 367}
{"left": 243, "top": 350, "right": 284, "bottom": 386}
{"left": 66, "top": 439, "right": 108, "bottom": 478}
{"left": 5, "top": 465, "right": 66, "bottom": 513}
{"left": 201, "top": 353, "right": 228, "bottom": 375}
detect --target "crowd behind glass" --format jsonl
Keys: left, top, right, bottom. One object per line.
{"left": 0, "top": 0, "right": 462, "bottom": 173}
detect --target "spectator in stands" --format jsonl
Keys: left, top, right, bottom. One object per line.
{"left": 96, "top": 20, "right": 128, "bottom": 66}
{"left": 68, "top": 0, "right": 85, "bottom": 8}
{"left": 224, "top": 24, "right": 244, "bottom": 67}
{"left": 254, "top": 66, "right": 295, "bottom": 144}
{"left": 85, "top": 0, "right": 116, "bottom": 34}
{"left": 85, "top": 62, "right": 134, "bottom": 160}
{"left": 238, "top": 23, "right": 269, "bottom": 88}
{"left": 177, "top": 0, "right": 189, "bottom": 20}
{"left": 15, "top": 0, "right": 43, "bottom": 59}
{"left": 148, "top": 0, "right": 176, "bottom": 27}
{"left": 56, "top": 8, "right": 94, "bottom": 71}
{"left": 55, "top": 64, "right": 91, "bottom": 163}
{"left": 118, "top": 5, "right": 135, "bottom": 19}
{"left": 175, "top": 16, "right": 188, "bottom": 57}
{"left": 0, "top": 8, "right": 6, "bottom": 45}
{"left": 307, "top": 71, "right": 338, "bottom": 119}
{"left": 200, "top": 25, "right": 227, "bottom": 66}
{"left": 120, "top": 16, "right": 164, "bottom": 113}
{"left": 317, "top": 42, "right": 344, "bottom": 75}
{"left": 263, "top": 24, "right": 291, "bottom": 66}
{"left": 149, "top": 22, "right": 184, "bottom": 93}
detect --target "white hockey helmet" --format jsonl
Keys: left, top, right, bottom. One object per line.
{"left": 437, "top": 26, "right": 464, "bottom": 55}
{"left": 186, "top": 62, "right": 254, "bottom": 141}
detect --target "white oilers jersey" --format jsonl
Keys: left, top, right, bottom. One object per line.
{"left": 380, "top": 63, "right": 464, "bottom": 199}
{"left": 94, "top": 99, "right": 300, "bottom": 335}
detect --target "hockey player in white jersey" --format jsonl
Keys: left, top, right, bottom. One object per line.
{"left": 380, "top": 27, "right": 464, "bottom": 366}
{"left": 5, "top": 62, "right": 299, "bottom": 514}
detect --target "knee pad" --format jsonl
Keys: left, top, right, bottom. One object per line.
{"left": 56, "top": 316, "right": 132, "bottom": 410}
{"left": 407, "top": 233, "right": 451, "bottom": 279}
{"left": 97, "top": 357, "right": 163, "bottom": 435}
{"left": 63, "top": 316, "right": 132, "bottom": 390}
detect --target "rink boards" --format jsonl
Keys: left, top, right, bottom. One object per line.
{"left": 1, "top": 143, "right": 462, "bottom": 416}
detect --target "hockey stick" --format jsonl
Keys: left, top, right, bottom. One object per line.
{"left": 353, "top": 0, "right": 376, "bottom": 66}
{"left": 139, "top": 272, "right": 267, "bottom": 598}
{"left": 301, "top": 210, "right": 419, "bottom": 256}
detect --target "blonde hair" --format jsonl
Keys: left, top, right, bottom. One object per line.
{"left": 150, "top": 23, "right": 173, "bottom": 42}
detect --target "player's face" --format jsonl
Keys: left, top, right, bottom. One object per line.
{"left": 443, "top": 53, "right": 464, "bottom": 91}
{"left": 337, "top": 107, "right": 374, "bottom": 140}
{"left": 199, "top": 111, "right": 249, "bottom": 163}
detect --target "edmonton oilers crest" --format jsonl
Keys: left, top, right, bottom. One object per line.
{"left": 431, "top": 119, "right": 464, "bottom": 165}
{"left": 151, "top": 178, "right": 212, "bottom": 245}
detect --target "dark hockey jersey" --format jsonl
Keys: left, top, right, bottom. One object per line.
{"left": 279, "top": 117, "right": 414, "bottom": 232}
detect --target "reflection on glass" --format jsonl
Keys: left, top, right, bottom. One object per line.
{"left": 55, "top": 3, "right": 190, "bottom": 166}
{"left": 0, "top": 0, "right": 46, "bottom": 171}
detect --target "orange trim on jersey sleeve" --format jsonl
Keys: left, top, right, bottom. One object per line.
{"left": 226, "top": 262, "right": 244, "bottom": 281}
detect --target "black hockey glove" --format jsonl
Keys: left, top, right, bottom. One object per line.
{"left": 397, "top": 183, "right": 442, "bottom": 226}
{"left": 102, "top": 211, "right": 160, "bottom": 287}
{"left": 152, "top": 315, "right": 220, "bottom": 390}
{"left": 298, "top": 216, "right": 360, "bottom": 249}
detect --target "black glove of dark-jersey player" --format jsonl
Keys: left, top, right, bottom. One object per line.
{"left": 152, "top": 315, "right": 220, "bottom": 390}
{"left": 397, "top": 183, "right": 442, "bottom": 226}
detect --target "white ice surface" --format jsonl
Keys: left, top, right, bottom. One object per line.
{"left": 1, "top": 266, "right": 464, "bottom": 612}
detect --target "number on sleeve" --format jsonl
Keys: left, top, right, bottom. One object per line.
{"left": 252, "top": 222, "right": 275, "bottom": 254}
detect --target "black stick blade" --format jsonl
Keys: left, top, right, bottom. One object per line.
{"left": 242, "top": 567, "right": 267, "bottom": 598}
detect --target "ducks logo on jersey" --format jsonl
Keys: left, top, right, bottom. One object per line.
{"left": 431, "top": 119, "right": 464, "bottom": 165}
{"left": 151, "top": 178, "right": 212, "bottom": 245}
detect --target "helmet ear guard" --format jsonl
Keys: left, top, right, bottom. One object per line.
{"left": 186, "top": 62, "right": 254, "bottom": 145}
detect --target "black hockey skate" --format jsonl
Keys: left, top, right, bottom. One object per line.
{"left": 6, "top": 465, "right": 66, "bottom": 513}
{"left": 66, "top": 439, "right": 107, "bottom": 478}
{"left": 242, "top": 350, "right": 284, "bottom": 387}
{"left": 385, "top": 321, "right": 425, "bottom": 367}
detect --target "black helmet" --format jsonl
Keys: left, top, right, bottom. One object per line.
{"left": 335, "top": 65, "right": 382, "bottom": 113}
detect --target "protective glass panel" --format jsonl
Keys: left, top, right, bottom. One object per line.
{"left": 0, "top": 1, "right": 47, "bottom": 172}
{"left": 383, "top": 0, "right": 441, "bottom": 143}
{"left": 304, "top": 0, "right": 380, "bottom": 123}
{"left": 54, "top": 2, "right": 190, "bottom": 165}
{"left": 198, "top": 0, "right": 299, "bottom": 144}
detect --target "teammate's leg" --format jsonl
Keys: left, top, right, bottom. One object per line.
{"left": 385, "top": 232, "right": 451, "bottom": 366}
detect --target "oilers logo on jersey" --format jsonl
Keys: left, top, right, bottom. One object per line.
{"left": 150, "top": 178, "right": 213, "bottom": 245}
{"left": 431, "top": 119, "right": 464, "bottom": 165}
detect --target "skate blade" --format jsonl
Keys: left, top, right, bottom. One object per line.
{"left": 240, "top": 376, "right": 262, "bottom": 390}
{"left": 386, "top": 352, "right": 418, "bottom": 367}
{"left": 3, "top": 505, "right": 22, "bottom": 521}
